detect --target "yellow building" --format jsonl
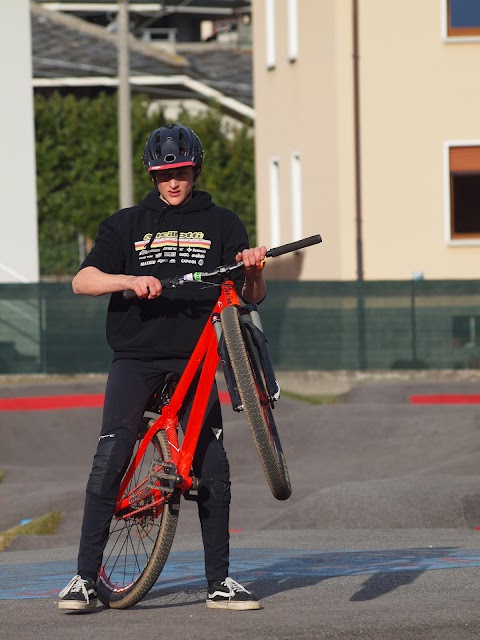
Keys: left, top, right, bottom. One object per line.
{"left": 252, "top": 0, "right": 480, "bottom": 281}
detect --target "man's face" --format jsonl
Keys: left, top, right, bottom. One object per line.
{"left": 153, "top": 166, "right": 195, "bottom": 206}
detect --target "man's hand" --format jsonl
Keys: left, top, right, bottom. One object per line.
{"left": 236, "top": 246, "right": 267, "bottom": 304}
{"left": 124, "top": 275, "right": 162, "bottom": 299}
{"left": 72, "top": 267, "right": 163, "bottom": 298}
{"left": 236, "top": 246, "right": 267, "bottom": 276}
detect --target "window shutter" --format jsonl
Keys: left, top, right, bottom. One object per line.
{"left": 450, "top": 146, "right": 480, "bottom": 173}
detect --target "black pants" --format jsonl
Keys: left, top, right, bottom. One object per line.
{"left": 77, "top": 358, "right": 231, "bottom": 583}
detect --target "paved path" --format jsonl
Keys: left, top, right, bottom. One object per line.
{"left": 1, "top": 375, "right": 480, "bottom": 638}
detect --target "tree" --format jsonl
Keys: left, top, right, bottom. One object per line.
{"left": 35, "top": 93, "right": 255, "bottom": 275}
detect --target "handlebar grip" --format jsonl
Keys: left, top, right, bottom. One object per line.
{"left": 266, "top": 234, "right": 322, "bottom": 258}
{"left": 123, "top": 278, "right": 173, "bottom": 300}
{"left": 123, "top": 289, "right": 137, "bottom": 300}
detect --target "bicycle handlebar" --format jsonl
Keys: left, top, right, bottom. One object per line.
{"left": 123, "top": 234, "right": 322, "bottom": 300}
{"left": 265, "top": 234, "right": 322, "bottom": 258}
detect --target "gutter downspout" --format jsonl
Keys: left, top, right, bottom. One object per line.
{"left": 353, "top": 0, "right": 367, "bottom": 370}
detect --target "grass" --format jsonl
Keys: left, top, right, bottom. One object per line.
{"left": 0, "top": 511, "right": 63, "bottom": 552}
{"left": 282, "top": 389, "right": 338, "bottom": 405}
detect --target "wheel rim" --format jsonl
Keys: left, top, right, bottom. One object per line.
{"left": 99, "top": 434, "right": 168, "bottom": 593}
{"left": 243, "top": 318, "right": 290, "bottom": 486}
{"left": 221, "top": 305, "right": 292, "bottom": 500}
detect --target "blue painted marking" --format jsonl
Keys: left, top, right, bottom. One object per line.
{"left": 2, "top": 547, "right": 480, "bottom": 600}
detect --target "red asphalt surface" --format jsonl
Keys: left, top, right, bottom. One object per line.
{"left": 1, "top": 393, "right": 480, "bottom": 411}
{"left": 410, "top": 394, "right": 480, "bottom": 404}
{"left": 0, "top": 391, "right": 231, "bottom": 411}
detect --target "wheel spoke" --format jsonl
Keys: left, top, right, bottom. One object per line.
{"left": 97, "top": 430, "right": 180, "bottom": 608}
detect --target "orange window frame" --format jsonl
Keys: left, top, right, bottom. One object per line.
{"left": 447, "top": 0, "right": 480, "bottom": 37}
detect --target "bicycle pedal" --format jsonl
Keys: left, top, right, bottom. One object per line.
{"left": 148, "top": 459, "right": 182, "bottom": 495}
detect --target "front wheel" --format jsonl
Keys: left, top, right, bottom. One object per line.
{"left": 221, "top": 305, "right": 292, "bottom": 500}
{"left": 96, "top": 428, "right": 181, "bottom": 609}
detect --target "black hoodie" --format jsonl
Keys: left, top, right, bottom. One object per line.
{"left": 80, "top": 189, "right": 249, "bottom": 360}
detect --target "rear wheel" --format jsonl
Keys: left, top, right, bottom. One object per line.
{"left": 96, "top": 428, "right": 181, "bottom": 609}
{"left": 221, "top": 305, "right": 292, "bottom": 500}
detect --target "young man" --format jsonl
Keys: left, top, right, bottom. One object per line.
{"left": 58, "top": 124, "right": 267, "bottom": 612}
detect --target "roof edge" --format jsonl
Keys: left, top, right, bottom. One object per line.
{"left": 31, "top": 3, "right": 189, "bottom": 68}
{"left": 33, "top": 74, "right": 255, "bottom": 121}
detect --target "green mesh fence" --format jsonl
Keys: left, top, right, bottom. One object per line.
{"left": 0, "top": 283, "right": 110, "bottom": 374}
{"left": 1, "top": 280, "right": 480, "bottom": 374}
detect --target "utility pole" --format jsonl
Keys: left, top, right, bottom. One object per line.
{"left": 117, "top": 0, "right": 134, "bottom": 208}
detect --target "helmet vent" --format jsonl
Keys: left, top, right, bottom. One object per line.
{"left": 142, "top": 124, "right": 204, "bottom": 175}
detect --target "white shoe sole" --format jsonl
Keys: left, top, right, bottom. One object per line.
{"left": 206, "top": 599, "right": 262, "bottom": 610}
{"left": 58, "top": 600, "right": 97, "bottom": 611}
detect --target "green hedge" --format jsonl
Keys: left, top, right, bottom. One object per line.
{"left": 34, "top": 93, "right": 255, "bottom": 275}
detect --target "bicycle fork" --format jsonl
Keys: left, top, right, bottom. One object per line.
{"left": 214, "top": 303, "right": 280, "bottom": 412}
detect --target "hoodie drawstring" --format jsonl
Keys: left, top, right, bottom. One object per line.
{"left": 176, "top": 212, "right": 184, "bottom": 264}
{"left": 145, "top": 210, "right": 166, "bottom": 252}
{"left": 144, "top": 208, "right": 184, "bottom": 262}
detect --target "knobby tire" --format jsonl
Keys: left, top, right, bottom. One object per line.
{"left": 221, "top": 305, "right": 292, "bottom": 500}
{"left": 96, "top": 429, "right": 181, "bottom": 609}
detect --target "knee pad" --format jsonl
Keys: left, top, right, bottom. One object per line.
{"left": 194, "top": 436, "right": 231, "bottom": 507}
{"left": 86, "top": 432, "right": 135, "bottom": 500}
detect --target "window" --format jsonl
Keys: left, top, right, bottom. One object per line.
{"left": 447, "top": 144, "right": 480, "bottom": 240}
{"left": 287, "top": 0, "right": 298, "bottom": 62}
{"left": 447, "top": 0, "right": 480, "bottom": 38}
{"left": 269, "top": 158, "right": 281, "bottom": 247}
{"left": 265, "top": 0, "right": 276, "bottom": 69}
{"left": 452, "top": 315, "right": 480, "bottom": 347}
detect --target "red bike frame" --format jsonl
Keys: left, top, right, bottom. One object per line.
{"left": 115, "top": 279, "right": 241, "bottom": 515}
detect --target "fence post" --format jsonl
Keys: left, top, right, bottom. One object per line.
{"left": 411, "top": 272, "right": 424, "bottom": 366}
{"left": 39, "top": 283, "right": 47, "bottom": 373}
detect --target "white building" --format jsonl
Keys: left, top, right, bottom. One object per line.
{"left": 0, "top": 0, "right": 39, "bottom": 282}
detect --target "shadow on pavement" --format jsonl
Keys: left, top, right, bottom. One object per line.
{"left": 109, "top": 545, "right": 480, "bottom": 609}
{"left": 350, "top": 570, "right": 424, "bottom": 601}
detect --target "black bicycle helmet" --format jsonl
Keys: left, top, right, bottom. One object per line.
{"left": 142, "top": 123, "right": 204, "bottom": 178}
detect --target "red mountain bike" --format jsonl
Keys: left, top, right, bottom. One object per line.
{"left": 96, "top": 234, "right": 322, "bottom": 608}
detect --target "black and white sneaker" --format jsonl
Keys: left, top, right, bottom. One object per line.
{"left": 206, "top": 577, "right": 262, "bottom": 610}
{"left": 58, "top": 575, "right": 98, "bottom": 611}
